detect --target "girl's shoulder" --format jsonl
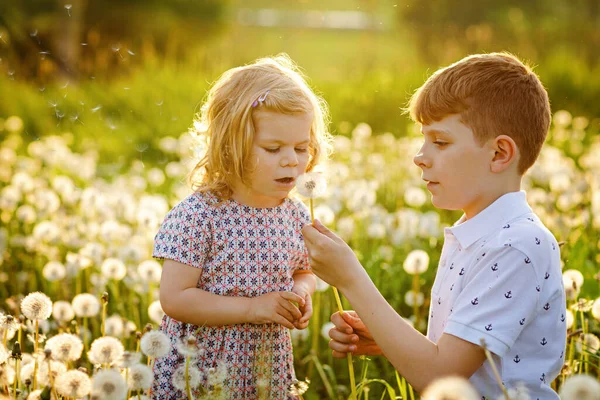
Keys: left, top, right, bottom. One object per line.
{"left": 284, "top": 196, "right": 311, "bottom": 223}
{"left": 169, "top": 190, "right": 221, "bottom": 216}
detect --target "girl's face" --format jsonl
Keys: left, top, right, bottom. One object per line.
{"left": 232, "top": 110, "right": 312, "bottom": 208}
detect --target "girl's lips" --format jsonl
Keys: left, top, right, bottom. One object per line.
{"left": 274, "top": 177, "right": 296, "bottom": 188}
{"left": 426, "top": 181, "right": 439, "bottom": 190}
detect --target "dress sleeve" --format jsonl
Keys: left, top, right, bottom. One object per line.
{"left": 153, "top": 198, "right": 212, "bottom": 269}
{"left": 294, "top": 200, "right": 312, "bottom": 273}
{"left": 444, "top": 246, "right": 542, "bottom": 357}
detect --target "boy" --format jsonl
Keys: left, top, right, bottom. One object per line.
{"left": 302, "top": 53, "right": 566, "bottom": 399}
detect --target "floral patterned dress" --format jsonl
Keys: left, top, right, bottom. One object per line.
{"left": 151, "top": 191, "right": 311, "bottom": 399}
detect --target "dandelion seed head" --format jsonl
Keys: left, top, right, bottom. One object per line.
{"left": 171, "top": 365, "right": 201, "bottom": 391}
{"left": 0, "top": 344, "right": 8, "bottom": 364}
{"left": 404, "top": 290, "right": 425, "bottom": 307}
{"left": 100, "top": 258, "right": 127, "bottom": 281}
{"left": 559, "top": 373, "right": 600, "bottom": 400}
{"left": 592, "top": 298, "right": 600, "bottom": 321}
{"left": 21, "top": 291, "right": 53, "bottom": 320}
{"left": 140, "top": 330, "right": 170, "bottom": 358}
{"left": 288, "top": 378, "right": 309, "bottom": 396}
{"left": 104, "top": 315, "right": 124, "bottom": 337}
{"left": 176, "top": 335, "right": 204, "bottom": 358}
{"left": 403, "top": 249, "right": 430, "bottom": 275}
{"left": 563, "top": 269, "right": 584, "bottom": 291}
{"left": 0, "top": 363, "right": 15, "bottom": 385}
{"left": 71, "top": 293, "right": 100, "bottom": 317}
{"left": 36, "top": 360, "right": 67, "bottom": 387}
{"left": 91, "top": 369, "right": 128, "bottom": 400}
{"left": 206, "top": 360, "right": 228, "bottom": 387}
{"left": 87, "top": 336, "right": 124, "bottom": 366}
{"left": 296, "top": 172, "right": 327, "bottom": 198}
{"left": 117, "top": 351, "right": 141, "bottom": 368}
{"left": 127, "top": 364, "right": 153, "bottom": 390}
{"left": 421, "top": 376, "right": 479, "bottom": 400}
{"left": 320, "top": 322, "right": 335, "bottom": 341}
{"left": 45, "top": 333, "right": 83, "bottom": 362}
{"left": 148, "top": 300, "right": 165, "bottom": 325}
{"left": 52, "top": 300, "right": 75, "bottom": 322}
{"left": 43, "top": 261, "right": 66, "bottom": 282}
{"left": 138, "top": 260, "right": 162, "bottom": 284}
{"left": 55, "top": 369, "right": 92, "bottom": 398}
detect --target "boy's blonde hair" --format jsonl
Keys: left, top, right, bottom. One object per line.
{"left": 408, "top": 52, "right": 551, "bottom": 174}
{"left": 189, "top": 54, "right": 332, "bottom": 199}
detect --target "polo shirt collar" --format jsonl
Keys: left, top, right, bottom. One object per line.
{"left": 447, "top": 191, "right": 532, "bottom": 249}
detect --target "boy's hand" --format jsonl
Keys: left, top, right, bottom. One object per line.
{"left": 328, "top": 311, "right": 383, "bottom": 358}
{"left": 250, "top": 292, "right": 304, "bottom": 329}
{"left": 291, "top": 285, "right": 313, "bottom": 330}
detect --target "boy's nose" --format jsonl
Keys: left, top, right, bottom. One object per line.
{"left": 413, "top": 151, "right": 430, "bottom": 169}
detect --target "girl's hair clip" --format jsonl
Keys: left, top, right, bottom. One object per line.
{"left": 252, "top": 90, "right": 270, "bottom": 108}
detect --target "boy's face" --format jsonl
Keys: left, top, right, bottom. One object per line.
{"left": 413, "top": 114, "right": 495, "bottom": 218}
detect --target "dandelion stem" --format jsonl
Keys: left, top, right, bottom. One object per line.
{"left": 411, "top": 274, "right": 420, "bottom": 331}
{"left": 185, "top": 356, "right": 193, "bottom": 400}
{"left": 32, "top": 319, "right": 39, "bottom": 390}
{"left": 480, "top": 339, "right": 510, "bottom": 400}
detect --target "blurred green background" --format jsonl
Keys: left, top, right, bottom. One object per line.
{"left": 1, "top": 0, "right": 599, "bottom": 169}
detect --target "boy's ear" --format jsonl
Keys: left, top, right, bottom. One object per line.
{"left": 490, "top": 135, "right": 518, "bottom": 173}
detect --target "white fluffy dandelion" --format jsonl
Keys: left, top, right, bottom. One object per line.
{"left": 87, "top": 336, "right": 124, "bottom": 366}
{"left": 172, "top": 364, "right": 201, "bottom": 391}
{"left": 559, "top": 374, "right": 600, "bottom": 400}
{"left": 127, "top": 364, "right": 153, "bottom": 391}
{"left": 295, "top": 172, "right": 327, "bottom": 198}
{"left": 104, "top": 315, "right": 124, "bottom": 338}
{"left": 36, "top": 360, "right": 67, "bottom": 387}
{"left": 403, "top": 250, "right": 430, "bottom": 275}
{"left": 55, "top": 369, "right": 92, "bottom": 399}
{"left": 72, "top": 293, "right": 101, "bottom": 317}
{"left": 0, "top": 314, "right": 19, "bottom": 340}
{"left": 117, "top": 351, "right": 141, "bottom": 368}
{"left": 52, "top": 301, "right": 75, "bottom": 323}
{"left": 0, "top": 363, "right": 15, "bottom": 385}
{"left": 206, "top": 360, "right": 228, "bottom": 387}
{"left": 140, "top": 330, "right": 170, "bottom": 359}
{"left": 148, "top": 300, "right": 165, "bottom": 325}
{"left": 176, "top": 335, "right": 204, "bottom": 358}
{"left": 21, "top": 292, "right": 53, "bottom": 320}
{"left": 100, "top": 258, "right": 127, "bottom": 281}
{"left": 576, "top": 333, "right": 600, "bottom": 354}
{"left": 592, "top": 298, "right": 600, "bottom": 321}
{"left": 404, "top": 290, "right": 425, "bottom": 307}
{"left": 138, "top": 260, "right": 162, "bottom": 284}
{"left": 0, "top": 344, "right": 8, "bottom": 364}
{"left": 563, "top": 269, "right": 584, "bottom": 291}
{"left": 45, "top": 333, "right": 83, "bottom": 362}
{"left": 321, "top": 322, "right": 335, "bottom": 341}
{"left": 91, "top": 369, "right": 128, "bottom": 400}
{"left": 421, "top": 376, "right": 479, "bottom": 400}
{"left": 42, "top": 261, "right": 66, "bottom": 282}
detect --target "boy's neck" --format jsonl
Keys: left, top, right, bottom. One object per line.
{"left": 463, "top": 179, "right": 522, "bottom": 220}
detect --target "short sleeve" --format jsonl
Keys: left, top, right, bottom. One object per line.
{"left": 294, "top": 200, "right": 312, "bottom": 273}
{"left": 153, "top": 198, "right": 212, "bottom": 269}
{"left": 444, "top": 246, "right": 541, "bottom": 357}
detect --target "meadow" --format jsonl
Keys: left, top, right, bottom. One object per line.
{"left": 2, "top": 1, "right": 600, "bottom": 398}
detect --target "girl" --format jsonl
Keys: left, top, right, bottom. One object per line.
{"left": 152, "top": 55, "right": 332, "bottom": 399}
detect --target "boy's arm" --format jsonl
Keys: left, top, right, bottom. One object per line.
{"left": 338, "top": 268, "right": 486, "bottom": 393}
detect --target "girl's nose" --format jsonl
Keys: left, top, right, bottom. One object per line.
{"left": 280, "top": 149, "right": 299, "bottom": 167}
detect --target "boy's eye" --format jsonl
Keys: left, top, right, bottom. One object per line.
{"left": 433, "top": 141, "right": 448, "bottom": 147}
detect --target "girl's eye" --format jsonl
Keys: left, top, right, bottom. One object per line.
{"left": 295, "top": 148, "right": 308, "bottom": 153}
{"left": 264, "top": 148, "right": 280, "bottom": 153}
{"left": 433, "top": 141, "right": 448, "bottom": 147}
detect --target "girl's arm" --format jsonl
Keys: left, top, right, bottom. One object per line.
{"left": 159, "top": 259, "right": 305, "bottom": 329}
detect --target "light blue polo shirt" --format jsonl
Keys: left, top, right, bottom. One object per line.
{"left": 427, "top": 191, "right": 566, "bottom": 400}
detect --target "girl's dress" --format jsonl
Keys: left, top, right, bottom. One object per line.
{"left": 151, "top": 191, "right": 311, "bottom": 399}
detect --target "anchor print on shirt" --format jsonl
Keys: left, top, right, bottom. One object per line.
{"left": 519, "top": 318, "right": 526, "bottom": 326}
{"left": 540, "top": 373, "right": 546, "bottom": 383}
{"left": 476, "top": 252, "right": 486, "bottom": 262}
{"left": 491, "top": 263, "right": 498, "bottom": 271}
{"left": 504, "top": 291, "right": 512, "bottom": 299}
{"left": 485, "top": 324, "right": 493, "bottom": 331}
{"left": 471, "top": 297, "right": 479, "bottom": 305}
{"left": 536, "top": 285, "right": 541, "bottom": 292}
{"left": 503, "top": 224, "right": 511, "bottom": 229}
{"left": 543, "top": 302, "right": 550, "bottom": 311}
{"left": 459, "top": 268, "right": 466, "bottom": 276}
{"left": 527, "top": 217, "right": 534, "bottom": 222}
{"left": 513, "top": 355, "right": 521, "bottom": 363}
{"left": 535, "top": 237, "right": 541, "bottom": 245}
{"left": 561, "top": 314, "right": 565, "bottom": 322}
{"left": 540, "top": 337, "right": 548, "bottom": 346}
{"left": 524, "top": 257, "right": 531, "bottom": 264}
{"left": 544, "top": 272, "right": 550, "bottom": 279}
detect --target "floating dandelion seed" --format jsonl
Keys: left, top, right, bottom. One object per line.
{"left": 111, "top": 45, "right": 124, "bottom": 60}
{"left": 91, "top": 105, "right": 102, "bottom": 112}
{"left": 127, "top": 49, "right": 135, "bottom": 55}
{"left": 64, "top": 4, "right": 72, "bottom": 16}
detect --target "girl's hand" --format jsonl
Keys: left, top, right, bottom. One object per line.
{"left": 250, "top": 291, "right": 305, "bottom": 329}
{"left": 328, "top": 311, "right": 383, "bottom": 358}
{"left": 291, "top": 290, "right": 313, "bottom": 330}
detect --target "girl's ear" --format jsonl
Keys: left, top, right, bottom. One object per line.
{"left": 490, "top": 135, "right": 518, "bottom": 173}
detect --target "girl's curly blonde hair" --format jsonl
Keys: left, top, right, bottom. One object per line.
{"left": 188, "top": 54, "right": 332, "bottom": 200}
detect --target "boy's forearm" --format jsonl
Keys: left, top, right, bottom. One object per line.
{"left": 338, "top": 265, "right": 446, "bottom": 393}
{"left": 292, "top": 271, "right": 316, "bottom": 294}
{"left": 163, "top": 287, "right": 254, "bottom": 327}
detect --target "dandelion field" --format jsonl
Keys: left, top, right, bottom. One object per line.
{"left": 1, "top": 107, "right": 600, "bottom": 399}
